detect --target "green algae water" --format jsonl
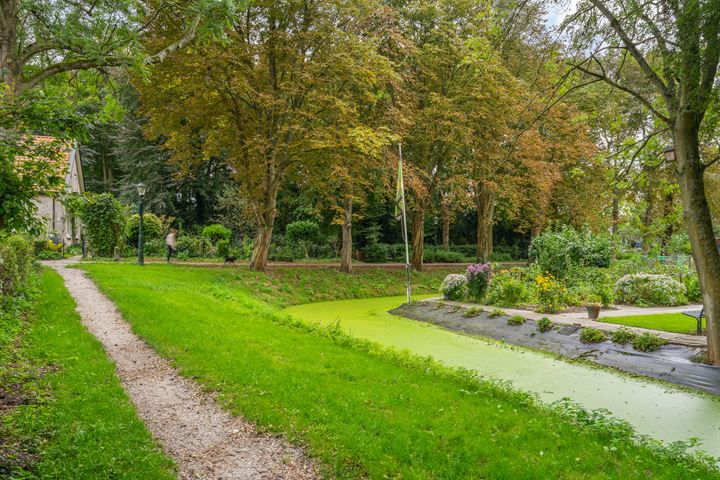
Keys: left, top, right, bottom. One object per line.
{"left": 284, "top": 296, "right": 720, "bottom": 458}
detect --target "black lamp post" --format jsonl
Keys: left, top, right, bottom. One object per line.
{"left": 136, "top": 183, "right": 146, "bottom": 265}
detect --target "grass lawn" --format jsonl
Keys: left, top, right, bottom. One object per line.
{"left": 0, "top": 269, "right": 175, "bottom": 479}
{"left": 602, "top": 313, "right": 706, "bottom": 335}
{"left": 81, "top": 264, "right": 718, "bottom": 479}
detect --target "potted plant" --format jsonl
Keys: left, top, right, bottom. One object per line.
{"left": 583, "top": 293, "right": 602, "bottom": 320}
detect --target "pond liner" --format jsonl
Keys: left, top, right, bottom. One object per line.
{"left": 390, "top": 303, "right": 720, "bottom": 396}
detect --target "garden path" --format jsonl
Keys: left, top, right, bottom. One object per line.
{"left": 432, "top": 298, "right": 706, "bottom": 347}
{"left": 46, "top": 259, "right": 318, "bottom": 480}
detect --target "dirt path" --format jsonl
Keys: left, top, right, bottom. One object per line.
{"left": 46, "top": 260, "right": 318, "bottom": 480}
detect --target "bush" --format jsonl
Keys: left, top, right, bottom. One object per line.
{"left": 75, "top": 193, "right": 127, "bottom": 257}
{"left": 484, "top": 272, "right": 530, "bottom": 307}
{"left": 286, "top": 220, "right": 320, "bottom": 258}
{"left": 507, "top": 314, "right": 525, "bottom": 326}
{"left": 682, "top": 274, "right": 701, "bottom": 303}
{"left": 424, "top": 248, "right": 466, "bottom": 263}
{"left": 176, "top": 235, "right": 211, "bottom": 258}
{"left": 610, "top": 328, "right": 637, "bottom": 345}
{"left": 466, "top": 263, "right": 492, "bottom": 301}
{"left": 216, "top": 239, "right": 231, "bottom": 258}
{"left": 535, "top": 274, "right": 567, "bottom": 313}
{"left": 536, "top": 317, "right": 553, "bottom": 333}
{"left": 125, "top": 213, "right": 164, "bottom": 247}
{"left": 0, "top": 234, "right": 34, "bottom": 297}
{"left": 631, "top": 332, "right": 668, "bottom": 352}
{"left": 528, "top": 226, "right": 612, "bottom": 278}
{"left": 144, "top": 238, "right": 166, "bottom": 257}
{"left": 440, "top": 274, "right": 467, "bottom": 301}
{"left": 615, "top": 273, "right": 687, "bottom": 306}
{"left": 579, "top": 327, "right": 607, "bottom": 344}
{"left": 201, "top": 224, "right": 232, "bottom": 244}
{"left": 269, "top": 243, "right": 303, "bottom": 262}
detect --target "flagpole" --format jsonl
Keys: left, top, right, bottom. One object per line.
{"left": 398, "top": 143, "right": 411, "bottom": 304}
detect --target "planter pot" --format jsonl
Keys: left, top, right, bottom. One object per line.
{"left": 586, "top": 306, "right": 601, "bottom": 320}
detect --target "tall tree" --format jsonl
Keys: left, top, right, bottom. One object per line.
{"left": 562, "top": 0, "right": 720, "bottom": 364}
{"left": 140, "top": 0, "right": 394, "bottom": 271}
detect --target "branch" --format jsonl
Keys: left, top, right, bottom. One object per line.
{"left": 20, "top": 57, "right": 125, "bottom": 91}
{"left": 588, "top": 0, "right": 673, "bottom": 103}
{"left": 144, "top": 14, "right": 201, "bottom": 64}
{"left": 570, "top": 60, "right": 670, "bottom": 123}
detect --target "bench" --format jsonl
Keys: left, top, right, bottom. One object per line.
{"left": 681, "top": 308, "right": 704, "bottom": 335}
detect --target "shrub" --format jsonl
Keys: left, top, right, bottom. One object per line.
{"left": 286, "top": 220, "right": 320, "bottom": 258}
{"left": 528, "top": 226, "right": 612, "bottom": 278}
{"left": 488, "top": 308, "right": 506, "bottom": 318}
{"left": 507, "top": 314, "right": 525, "bottom": 326}
{"left": 269, "top": 243, "right": 303, "bottom": 262}
{"left": 465, "top": 263, "right": 492, "bottom": 301}
{"left": 0, "top": 234, "right": 34, "bottom": 297}
{"left": 535, "top": 274, "right": 566, "bottom": 313}
{"left": 610, "top": 328, "right": 637, "bottom": 345}
{"left": 75, "top": 193, "right": 127, "bottom": 257}
{"left": 484, "top": 272, "right": 529, "bottom": 307}
{"left": 536, "top": 317, "right": 553, "bottom": 333}
{"left": 615, "top": 273, "right": 687, "bottom": 306}
{"left": 632, "top": 332, "right": 668, "bottom": 352}
{"left": 144, "top": 238, "right": 166, "bottom": 256}
{"left": 579, "top": 327, "right": 607, "bottom": 344}
{"left": 216, "top": 239, "right": 231, "bottom": 258}
{"left": 440, "top": 274, "right": 467, "bottom": 301}
{"left": 463, "top": 307, "right": 483, "bottom": 318}
{"left": 176, "top": 235, "right": 211, "bottom": 258}
{"left": 125, "top": 213, "right": 164, "bottom": 247}
{"left": 682, "top": 274, "right": 701, "bottom": 303}
{"left": 201, "top": 224, "right": 232, "bottom": 245}
{"left": 424, "top": 248, "right": 466, "bottom": 263}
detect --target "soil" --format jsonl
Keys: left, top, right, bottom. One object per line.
{"left": 48, "top": 261, "right": 318, "bottom": 480}
{"left": 392, "top": 302, "right": 720, "bottom": 396}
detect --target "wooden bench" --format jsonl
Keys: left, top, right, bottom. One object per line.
{"left": 681, "top": 308, "right": 704, "bottom": 335}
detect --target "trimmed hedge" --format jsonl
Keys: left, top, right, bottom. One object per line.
{"left": 0, "top": 234, "right": 34, "bottom": 298}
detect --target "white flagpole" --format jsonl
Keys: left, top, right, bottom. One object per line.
{"left": 399, "top": 143, "right": 411, "bottom": 303}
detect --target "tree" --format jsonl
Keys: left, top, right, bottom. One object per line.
{"left": 141, "top": 0, "right": 395, "bottom": 271}
{"left": 0, "top": 0, "right": 210, "bottom": 95}
{"left": 562, "top": 0, "right": 720, "bottom": 363}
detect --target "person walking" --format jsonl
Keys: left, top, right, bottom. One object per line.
{"left": 165, "top": 228, "right": 177, "bottom": 263}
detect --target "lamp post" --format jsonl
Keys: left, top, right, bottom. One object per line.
{"left": 663, "top": 145, "right": 676, "bottom": 162}
{"left": 136, "top": 183, "right": 146, "bottom": 265}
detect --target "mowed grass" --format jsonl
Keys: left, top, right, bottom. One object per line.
{"left": 0, "top": 269, "right": 175, "bottom": 479}
{"left": 603, "top": 313, "right": 706, "bottom": 335}
{"left": 200, "top": 265, "right": 458, "bottom": 307}
{"left": 81, "top": 264, "right": 717, "bottom": 479}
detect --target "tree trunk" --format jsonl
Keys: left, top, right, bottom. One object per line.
{"left": 674, "top": 118, "right": 720, "bottom": 365}
{"left": 641, "top": 184, "right": 655, "bottom": 253}
{"left": 411, "top": 207, "right": 424, "bottom": 271}
{"left": 340, "top": 197, "right": 353, "bottom": 274}
{"left": 249, "top": 183, "right": 279, "bottom": 272}
{"left": 475, "top": 184, "right": 495, "bottom": 263}
{"left": 661, "top": 190, "right": 674, "bottom": 253}
{"left": 611, "top": 190, "right": 620, "bottom": 237}
{"left": 441, "top": 203, "right": 450, "bottom": 250}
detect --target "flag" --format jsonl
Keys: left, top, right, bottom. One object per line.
{"left": 394, "top": 157, "right": 405, "bottom": 222}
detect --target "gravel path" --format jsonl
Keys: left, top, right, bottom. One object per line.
{"left": 47, "top": 260, "right": 319, "bottom": 480}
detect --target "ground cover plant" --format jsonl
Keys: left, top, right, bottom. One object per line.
{"left": 0, "top": 269, "right": 174, "bottom": 478}
{"left": 81, "top": 264, "right": 718, "bottom": 479}
{"left": 610, "top": 328, "right": 637, "bottom": 345}
{"left": 580, "top": 328, "right": 608, "bottom": 344}
{"left": 602, "top": 313, "right": 706, "bottom": 335}
{"left": 463, "top": 306, "right": 483, "bottom": 318}
{"left": 507, "top": 314, "right": 525, "bottom": 326}
{"left": 631, "top": 333, "right": 669, "bottom": 352}
{"left": 536, "top": 317, "right": 553, "bottom": 333}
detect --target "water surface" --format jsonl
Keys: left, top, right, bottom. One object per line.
{"left": 284, "top": 296, "right": 720, "bottom": 457}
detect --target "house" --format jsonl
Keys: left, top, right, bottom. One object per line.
{"left": 29, "top": 136, "right": 85, "bottom": 245}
